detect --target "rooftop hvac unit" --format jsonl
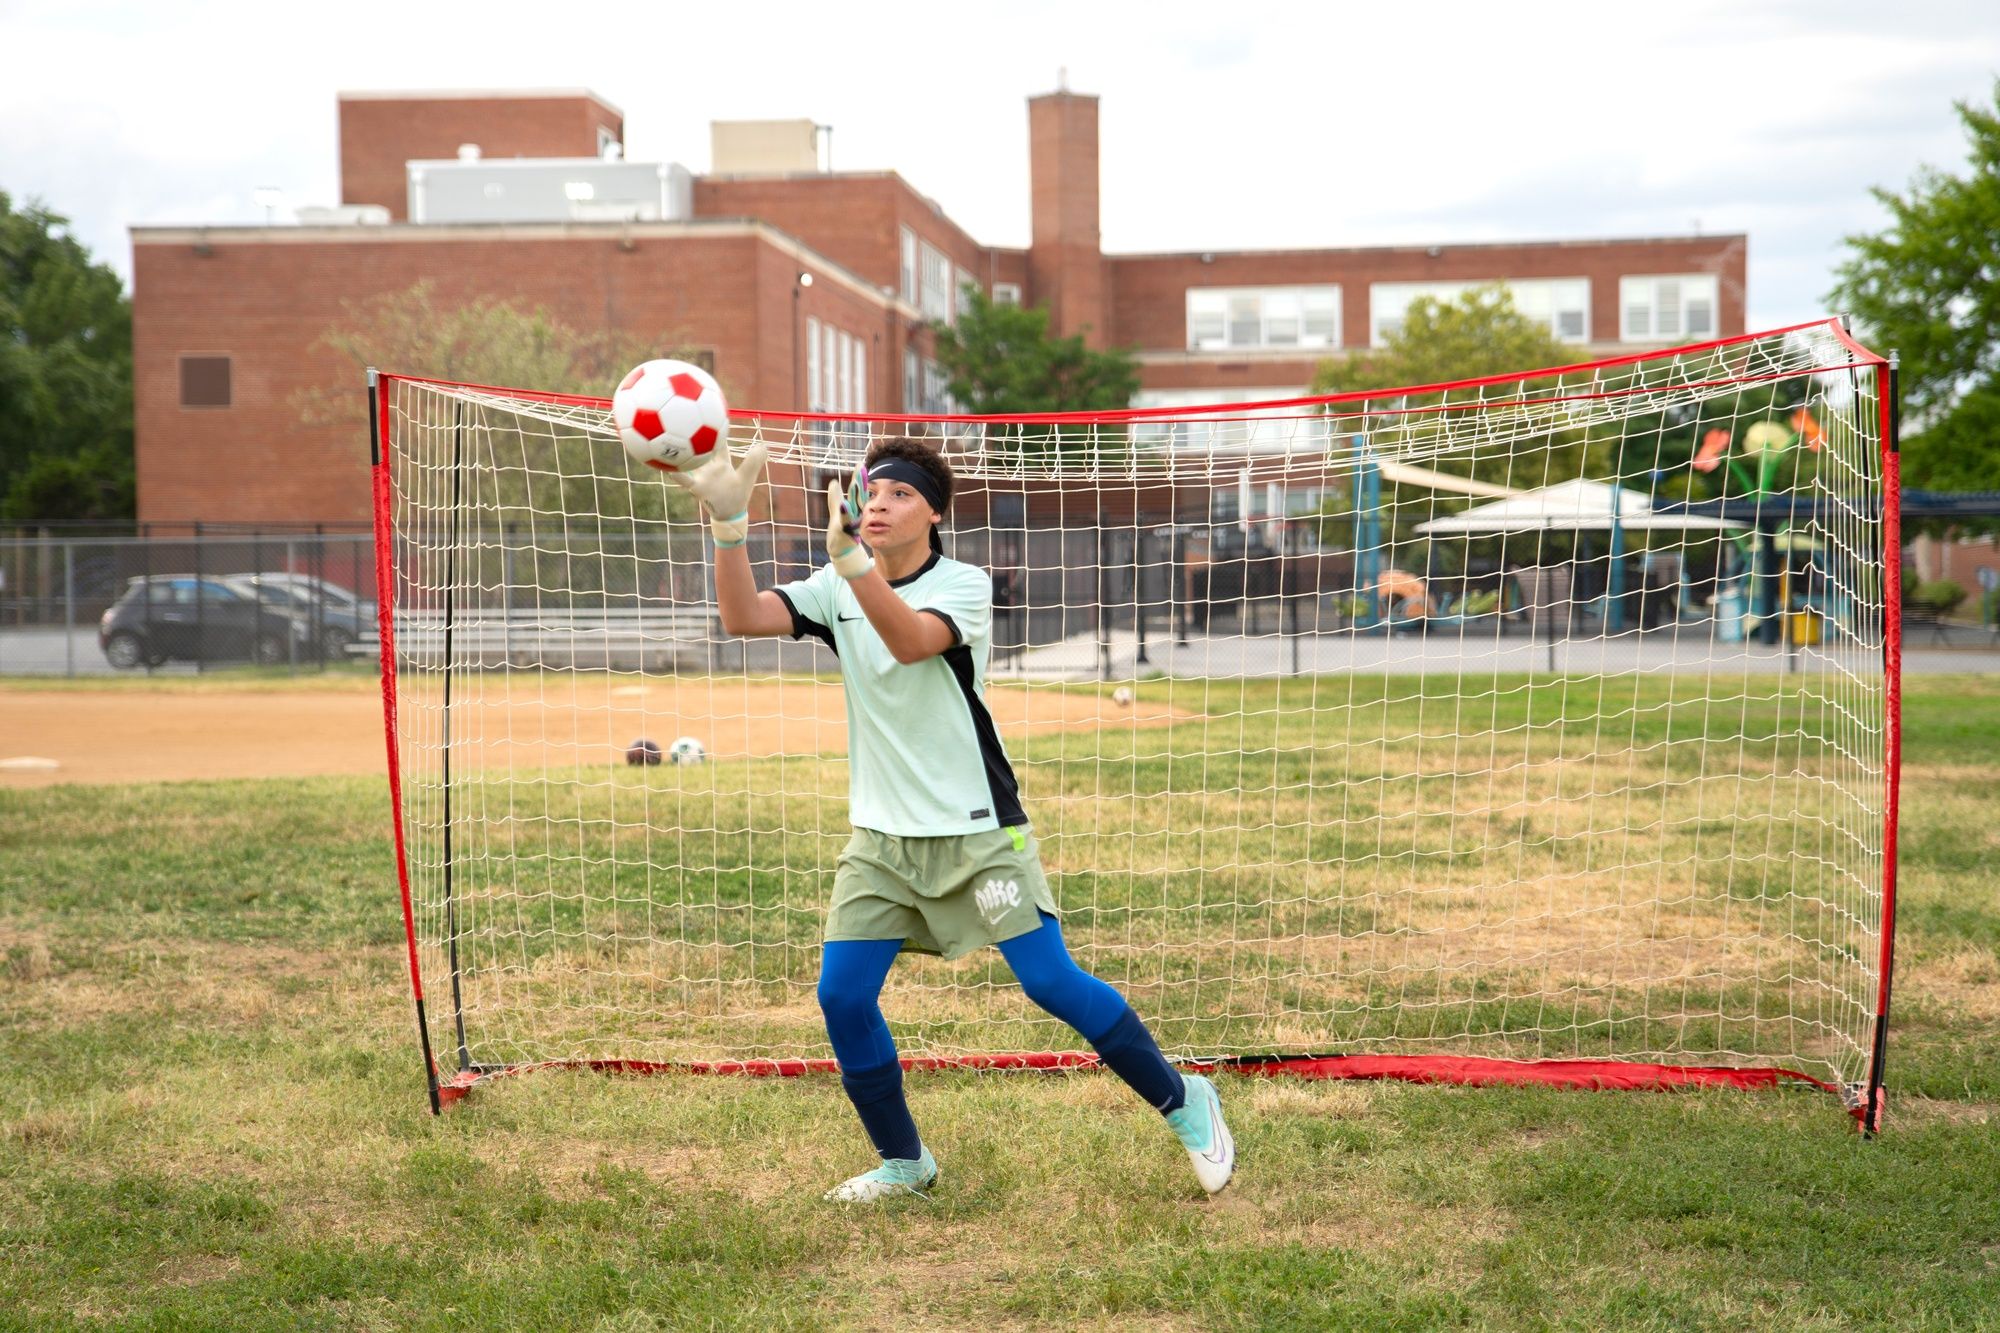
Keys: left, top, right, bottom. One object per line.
{"left": 406, "top": 159, "right": 693, "bottom": 225}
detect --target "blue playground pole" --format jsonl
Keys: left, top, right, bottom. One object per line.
{"left": 1606, "top": 480, "right": 1627, "bottom": 632}
{"left": 1354, "top": 437, "right": 1382, "bottom": 630}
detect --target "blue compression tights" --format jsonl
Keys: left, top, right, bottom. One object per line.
{"left": 818, "top": 915, "right": 1186, "bottom": 1160}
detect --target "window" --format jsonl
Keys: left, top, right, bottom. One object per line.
{"left": 179, "top": 355, "right": 231, "bottom": 408}
{"left": 921, "top": 358, "right": 952, "bottom": 414}
{"left": 821, "top": 323, "right": 837, "bottom": 409}
{"left": 920, "top": 242, "right": 952, "bottom": 323}
{"left": 809, "top": 324, "right": 867, "bottom": 413}
{"left": 805, "top": 317, "right": 821, "bottom": 408}
{"left": 899, "top": 227, "right": 917, "bottom": 305}
{"left": 1369, "top": 279, "right": 1590, "bottom": 347}
{"left": 955, "top": 267, "right": 978, "bottom": 320}
{"left": 1129, "top": 387, "right": 1311, "bottom": 453}
{"left": 992, "top": 283, "right": 1021, "bottom": 306}
{"left": 904, "top": 348, "right": 920, "bottom": 412}
{"left": 1620, "top": 274, "right": 1718, "bottom": 342}
{"left": 1185, "top": 287, "right": 1340, "bottom": 351}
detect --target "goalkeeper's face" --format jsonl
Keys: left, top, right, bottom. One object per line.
{"left": 858, "top": 477, "right": 939, "bottom": 554}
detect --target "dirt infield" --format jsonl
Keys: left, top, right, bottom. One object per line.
{"left": 0, "top": 682, "right": 1184, "bottom": 788}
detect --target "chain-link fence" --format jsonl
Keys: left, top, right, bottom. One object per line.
{"left": 0, "top": 529, "right": 376, "bottom": 676}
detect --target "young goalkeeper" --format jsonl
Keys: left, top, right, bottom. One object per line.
{"left": 672, "top": 434, "right": 1234, "bottom": 1201}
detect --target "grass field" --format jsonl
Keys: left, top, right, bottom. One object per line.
{"left": 2, "top": 674, "right": 1996, "bottom": 1329}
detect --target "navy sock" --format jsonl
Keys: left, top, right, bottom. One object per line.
{"left": 996, "top": 915, "right": 1188, "bottom": 1115}
{"left": 1090, "top": 1005, "right": 1188, "bottom": 1114}
{"left": 839, "top": 1060, "right": 922, "bottom": 1163}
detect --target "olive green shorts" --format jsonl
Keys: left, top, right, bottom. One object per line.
{"left": 826, "top": 825, "right": 1059, "bottom": 960}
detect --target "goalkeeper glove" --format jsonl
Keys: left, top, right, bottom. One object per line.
{"left": 669, "top": 438, "right": 767, "bottom": 547}
{"left": 825, "top": 464, "right": 874, "bottom": 580}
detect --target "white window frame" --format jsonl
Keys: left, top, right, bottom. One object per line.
{"left": 1369, "top": 279, "right": 1590, "bottom": 348}
{"left": 920, "top": 241, "right": 952, "bottom": 323}
{"left": 899, "top": 227, "right": 917, "bottom": 305}
{"left": 1130, "top": 386, "right": 1310, "bottom": 453}
{"left": 821, "top": 323, "right": 837, "bottom": 411}
{"left": 918, "top": 356, "right": 954, "bottom": 415}
{"left": 852, "top": 340, "right": 867, "bottom": 414}
{"left": 1185, "top": 286, "right": 1341, "bottom": 352}
{"left": 955, "top": 267, "right": 978, "bottom": 320}
{"left": 805, "top": 316, "right": 821, "bottom": 410}
{"left": 992, "top": 282, "right": 1021, "bottom": 306}
{"left": 1620, "top": 274, "right": 1719, "bottom": 343}
{"left": 904, "top": 348, "right": 920, "bottom": 413}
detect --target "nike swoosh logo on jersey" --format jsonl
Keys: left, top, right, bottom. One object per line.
{"left": 837, "top": 614, "right": 865, "bottom": 622}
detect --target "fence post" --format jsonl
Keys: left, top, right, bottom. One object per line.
{"left": 63, "top": 541, "right": 75, "bottom": 677}
{"left": 313, "top": 524, "right": 326, "bottom": 672}
{"left": 502, "top": 524, "right": 515, "bottom": 666}
{"left": 194, "top": 521, "right": 205, "bottom": 675}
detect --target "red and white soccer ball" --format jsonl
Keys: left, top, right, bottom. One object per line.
{"left": 611, "top": 359, "right": 730, "bottom": 473}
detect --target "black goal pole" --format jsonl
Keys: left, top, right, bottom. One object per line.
{"left": 442, "top": 400, "right": 472, "bottom": 1074}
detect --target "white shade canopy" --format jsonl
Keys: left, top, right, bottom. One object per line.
{"left": 1412, "top": 478, "right": 1743, "bottom": 535}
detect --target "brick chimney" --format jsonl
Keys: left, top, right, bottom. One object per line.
{"left": 1027, "top": 90, "right": 1107, "bottom": 347}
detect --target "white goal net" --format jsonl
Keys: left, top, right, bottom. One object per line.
{"left": 370, "top": 318, "right": 1899, "bottom": 1126}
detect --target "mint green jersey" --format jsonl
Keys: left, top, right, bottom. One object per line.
{"left": 774, "top": 552, "right": 1024, "bottom": 837}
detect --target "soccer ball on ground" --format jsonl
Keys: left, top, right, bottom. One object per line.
{"left": 625, "top": 737, "right": 662, "bottom": 766}
{"left": 612, "top": 359, "right": 729, "bottom": 473}
{"left": 668, "top": 736, "right": 707, "bottom": 765}
{"left": 1112, "top": 686, "right": 1135, "bottom": 708}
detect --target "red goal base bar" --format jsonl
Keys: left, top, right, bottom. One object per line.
{"left": 436, "top": 1052, "right": 1866, "bottom": 1126}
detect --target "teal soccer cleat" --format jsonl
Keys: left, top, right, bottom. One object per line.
{"left": 823, "top": 1145, "right": 939, "bottom": 1203}
{"left": 1164, "top": 1073, "right": 1235, "bottom": 1195}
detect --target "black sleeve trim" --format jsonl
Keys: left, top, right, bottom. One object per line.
{"left": 919, "top": 607, "right": 962, "bottom": 647}
{"left": 774, "top": 588, "right": 836, "bottom": 655}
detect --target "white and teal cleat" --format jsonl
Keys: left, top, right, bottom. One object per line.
{"left": 823, "top": 1146, "right": 939, "bottom": 1203}
{"left": 1165, "top": 1073, "right": 1235, "bottom": 1195}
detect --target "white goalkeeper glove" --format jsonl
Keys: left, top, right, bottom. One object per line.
{"left": 825, "top": 465, "right": 874, "bottom": 581}
{"left": 670, "top": 439, "right": 767, "bottom": 547}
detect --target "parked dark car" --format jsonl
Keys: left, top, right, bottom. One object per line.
{"left": 98, "top": 576, "right": 312, "bottom": 669}
{"left": 223, "top": 574, "right": 372, "bottom": 658}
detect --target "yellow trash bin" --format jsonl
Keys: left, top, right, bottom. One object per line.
{"left": 1790, "top": 608, "right": 1822, "bottom": 646}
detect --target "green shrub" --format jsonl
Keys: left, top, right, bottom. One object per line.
{"left": 1913, "top": 579, "right": 1969, "bottom": 615}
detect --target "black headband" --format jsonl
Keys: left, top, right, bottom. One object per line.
{"left": 868, "top": 458, "right": 947, "bottom": 515}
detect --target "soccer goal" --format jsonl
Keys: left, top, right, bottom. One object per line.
{"left": 368, "top": 317, "right": 1901, "bottom": 1130}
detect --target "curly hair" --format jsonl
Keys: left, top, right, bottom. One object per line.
{"left": 863, "top": 436, "right": 954, "bottom": 517}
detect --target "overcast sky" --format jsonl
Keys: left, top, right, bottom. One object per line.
{"left": 4, "top": 0, "right": 1997, "bottom": 333}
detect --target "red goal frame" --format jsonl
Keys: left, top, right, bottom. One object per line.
{"left": 368, "top": 318, "right": 1902, "bottom": 1132}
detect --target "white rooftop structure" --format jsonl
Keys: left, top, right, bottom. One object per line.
{"left": 1414, "top": 479, "right": 1743, "bottom": 535}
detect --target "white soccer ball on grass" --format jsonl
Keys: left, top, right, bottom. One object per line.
{"left": 668, "top": 736, "right": 707, "bottom": 765}
{"left": 1112, "top": 686, "right": 1135, "bottom": 708}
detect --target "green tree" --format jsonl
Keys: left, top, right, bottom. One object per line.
{"left": 303, "top": 278, "right": 676, "bottom": 424}
{"left": 1831, "top": 82, "right": 2000, "bottom": 492}
{"left": 307, "top": 280, "right": 704, "bottom": 605}
{"left": 1310, "top": 285, "right": 1589, "bottom": 555}
{"left": 0, "top": 192, "right": 134, "bottom": 522}
{"left": 931, "top": 286, "right": 1139, "bottom": 414}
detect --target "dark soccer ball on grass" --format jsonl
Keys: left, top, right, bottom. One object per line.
{"left": 625, "top": 737, "right": 663, "bottom": 766}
